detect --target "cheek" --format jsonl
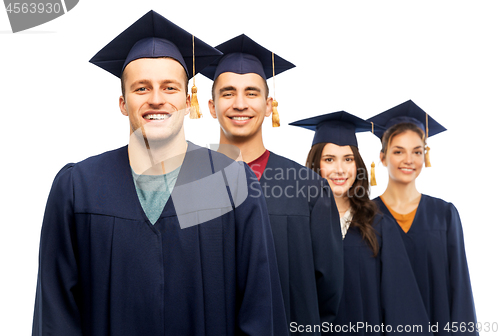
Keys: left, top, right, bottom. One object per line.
{"left": 388, "top": 155, "right": 400, "bottom": 169}
{"left": 319, "top": 161, "right": 330, "bottom": 179}
{"left": 414, "top": 156, "right": 424, "bottom": 170}
{"left": 347, "top": 165, "right": 357, "bottom": 187}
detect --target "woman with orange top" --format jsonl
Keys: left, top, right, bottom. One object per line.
{"left": 368, "top": 100, "right": 478, "bottom": 335}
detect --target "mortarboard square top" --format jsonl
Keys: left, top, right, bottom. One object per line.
{"left": 89, "top": 10, "right": 222, "bottom": 79}
{"left": 290, "top": 111, "right": 383, "bottom": 148}
{"left": 200, "top": 34, "right": 295, "bottom": 80}
{"left": 367, "top": 100, "right": 446, "bottom": 139}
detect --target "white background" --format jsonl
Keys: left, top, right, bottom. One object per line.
{"left": 1, "top": 0, "right": 499, "bottom": 334}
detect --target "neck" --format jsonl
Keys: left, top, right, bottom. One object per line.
{"left": 334, "top": 195, "right": 351, "bottom": 217}
{"left": 219, "top": 128, "right": 266, "bottom": 163}
{"left": 128, "top": 128, "right": 187, "bottom": 175}
{"left": 381, "top": 178, "right": 420, "bottom": 206}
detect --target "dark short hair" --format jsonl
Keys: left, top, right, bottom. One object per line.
{"left": 120, "top": 57, "right": 189, "bottom": 100}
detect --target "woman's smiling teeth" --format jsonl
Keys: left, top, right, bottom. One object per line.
{"left": 399, "top": 167, "right": 414, "bottom": 172}
{"left": 144, "top": 113, "right": 170, "bottom": 120}
{"left": 331, "top": 178, "right": 347, "bottom": 185}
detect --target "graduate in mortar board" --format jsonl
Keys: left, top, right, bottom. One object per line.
{"left": 201, "top": 35, "right": 343, "bottom": 334}
{"left": 291, "top": 112, "right": 432, "bottom": 335}
{"left": 32, "top": 11, "right": 289, "bottom": 336}
{"left": 368, "top": 100, "right": 478, "bottom": 335}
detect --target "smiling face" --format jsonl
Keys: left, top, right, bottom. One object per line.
{"left": 319, "top": 143, "right": 357, "bottom": 198}
{"left": 381, "top": 130, "right": 425, "bottom": 184}
{"left": 208, "top": 72, "right": 272, "bottom": 143}
{"left": 119, "top": 58, "right": 190, "bottom": 144}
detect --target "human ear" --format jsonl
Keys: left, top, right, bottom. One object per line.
{"left": 208, "top": 99, "right": 217, "bottom": 119}
{"left": 119, "top": 96, "right": 128, "bottom": 116}
{"left": 380, "top": 151, "right": 387, "bottom": 167}
{"left": 184, "top": 94, "right": 191, "bottom": 116}
{"left": 265, "top": 97, "right": 273, "bottom": 117}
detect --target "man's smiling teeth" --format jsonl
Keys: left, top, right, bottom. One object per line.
{"left": 231, "top": 116, "right": 251, "bottom": 120}
{"left": 144, "top": 114, "right": 170, "bottom": 120}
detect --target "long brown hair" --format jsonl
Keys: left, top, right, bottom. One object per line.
{"left": 306, "top": 143, "right": 379, "bottom": 256}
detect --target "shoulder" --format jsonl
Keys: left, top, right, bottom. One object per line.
{"left": 265, "top": 151, "right": 325, "bottom": 186}
{"left": 421, "top": 194, "right": 459, "bottom": 215}
{"left": 72, "top": 146, "right": 127, "bottom": 174}
{"left": 51, "top": 146, "right": 127, "bottom": 184}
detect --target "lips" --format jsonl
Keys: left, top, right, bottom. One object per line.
{"left": 330, "top": 178, "right": 348, "bottom": 186}
{"left": 399, "top": 167, "right": 415, "bottom": 173}
{"left": 143, "top": 112, "right": 171, "bottom": 121}
{"left": 230, "top": 116, "right": 252, "bottom": 120}
{"left": 228, "top": 115, "right": 253, "bottom": 125}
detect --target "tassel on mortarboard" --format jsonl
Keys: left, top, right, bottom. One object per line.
{"left": 370, "top": 162, "right": 377, "bottom": 186}
{"left": 190, "top": 35, "right": 202, "bottom": 119}
{"left": 271, "top": 52, "right": 280, "bottom": 127}
{"left": 272, "top": 100, "right": 280, "bottom": 127}
{"left": 424, "top": 113, "right": 431, "bottom": 167}
{"left": 370, "top": 122, "right": 377, "bottom": 186}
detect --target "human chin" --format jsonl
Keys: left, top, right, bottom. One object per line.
{"left": 327, "top": 180, "right": 349, "bottom": 198}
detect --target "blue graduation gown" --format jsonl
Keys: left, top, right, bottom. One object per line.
{"left": 374, "top": 195, "right": 478, "bottom": 335}
{"left": 333, "top": 216, "right": 432, "bottom": 335}
{"left": 259, "top": 152, "right": 343, "bottom": 335}
{"left": 32, "top": 142, "right": 288, "bottom": 336}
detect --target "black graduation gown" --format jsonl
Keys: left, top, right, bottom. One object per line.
{"left": 374, "top": 195, "right": 478, "bottom": 335}
{"left": 32, "top": 142, "right": 288, "bottom": 336}
{"left": 258, "top": 152, "right": 343, "bottom": 335}
{"left": 333, "top": 216, "right": 432, "bottom": 335}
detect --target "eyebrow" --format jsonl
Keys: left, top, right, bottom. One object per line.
{"left": 322, "top": 154, "right": 354, "bottom": 158}
{"left": 219, "top": 86, "right": 236, "bottom": 95}
{"left": 218, "top": 85, "right": 262, "bottom": 95}
{"left": 160, "top": 79, "right": 182, "bottom": 86}
{"left": 391, "top": 145, "right": 424, "bottom": 150}
{"left": 245, "top": 86, "right": 261, "bottom": 92}
{"left": 129, "top": 79, "right": 151, "bottom": 89}
{"left": 129, "top": 79, "right": 182, "bottom": 89}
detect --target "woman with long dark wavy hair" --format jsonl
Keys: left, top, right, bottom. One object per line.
{"left": 291, "top": 111, "right": 431, "bottom": 335}
{"left": 368, "top": 100, "right": 477, "bottom": 335}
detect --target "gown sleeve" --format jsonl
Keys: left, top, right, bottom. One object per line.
{"left": 310, "top": 180, "right": 343, "bottom": 326}
{"left": 235, "top": 165, "right": 288, "bottom": 336}
{"left": 32, "top": 164, "right": 83, "bottom": 336}
{"left": 446, "top": 203, "right": 478, "bottom": 335}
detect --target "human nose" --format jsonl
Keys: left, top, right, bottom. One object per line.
{"left": 404, "top": 152, "right": 413, "bottom": 164}
{"left": 148, "top": 88, "right": 165, "bottom": 107}
{"left": 333, "top": 161, "right": 345, "bottom": 174}
{"left": 232, "top": 93, "right": 247, "bottom": 110}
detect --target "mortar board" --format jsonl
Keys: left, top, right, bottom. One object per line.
{"left": 200, "top": 34, "right": 294, "bottom": 80}
{"left": 89, "top": 10, "right": 222, "bottom": 79}
{"left": 290, "top": 111, "right": 383, "bottom": 147}
{"left": 201, "top": 34, "right": 294, "bottom": 127}
{"left": 366, "top": 100, "right": 446, "bottom": 140}
{"left": 367, "top": 100, "right": 446, "bottom": 168}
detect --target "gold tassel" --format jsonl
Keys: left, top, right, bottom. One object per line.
{"left": 190, "top": 84, "right": 202, "bottom": 119}
{"left": 189, "top": 34, "right": 201, "bottom": 119}
{"left": 425, "top": 146, "right": 431, "bottom": 167}
{"left": 424, "top": 113, "right": 431, "bottom": 167}
{"left": 271, "top": 52, "right": 280, "bottom": 127}
{"left": 272, "top": 100, "right": 280, "bottom": 127}
{"left": 370, "top": 161, "right": 377, "bottom": 186}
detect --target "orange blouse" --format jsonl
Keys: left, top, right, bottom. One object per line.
{"left": 380, "top": 197, "right": 418, "bottom": 233}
